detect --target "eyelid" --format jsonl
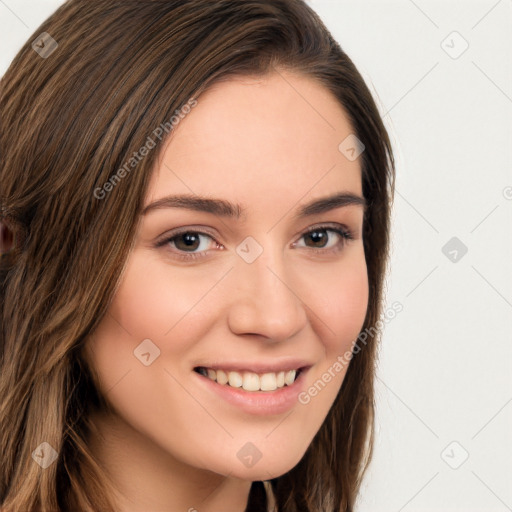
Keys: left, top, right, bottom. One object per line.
{"left": 295, "top": 221, "right": 354, "bottom": 239}
{"left": 156, "top": 222, "right": 355, "bottom": 242}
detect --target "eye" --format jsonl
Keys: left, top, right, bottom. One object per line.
{"left": 155, "top": 229, "right": 222, "bottom": 261}
{"left": 155, "top": 223, "right": 355, "bottom": 262}
{"left": 292, "top": 223, "right": 354, "bottom": 254}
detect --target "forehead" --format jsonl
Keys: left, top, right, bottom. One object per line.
{"left": 146, "top": 70, "right": 362, "bottom": 214}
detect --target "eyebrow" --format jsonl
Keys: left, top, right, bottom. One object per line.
{"left": 141, "top": 191, "right": 366, "bottom": 219}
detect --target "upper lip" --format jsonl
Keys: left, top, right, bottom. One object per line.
{"left": 193, "top": 357, "right": 314, "bottom": 374}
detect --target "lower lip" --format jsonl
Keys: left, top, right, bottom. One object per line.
{"left": 193, "top": 368, "right": 309, "bottom": 416}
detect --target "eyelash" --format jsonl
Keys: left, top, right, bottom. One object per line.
{"left": 155, "top": 223, "right": 355, "bottom": 262}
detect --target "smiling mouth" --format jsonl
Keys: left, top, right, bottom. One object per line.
{"left": 193, "top": 366, "right": 303, "bottom": 392}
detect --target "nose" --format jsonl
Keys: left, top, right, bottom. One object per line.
{"left": 227, "top": 242, "right": 308, "bottom": 342}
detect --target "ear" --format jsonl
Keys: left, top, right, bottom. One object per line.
{"left": 0, "top": 219, "right": 14, "bottom": 254}
{"left": 0, "top": 211, "right": 27, "bottom": 264}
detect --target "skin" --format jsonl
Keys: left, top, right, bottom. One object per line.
{"left": 85, "top": 69, "right": 369, "bottom": 512}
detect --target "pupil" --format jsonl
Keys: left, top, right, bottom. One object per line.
{"left": 307, "top": 230, "right": 327, "bottom": 248}
{"left": 177, "top": 233, "right": 199, "bottom": 250}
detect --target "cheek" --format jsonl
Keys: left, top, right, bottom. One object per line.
{"left": 268, "top": 252, "right": 368, "bottom": 459}
{"left": 84, "top": 252, "right": 219, "bottom": 397}
{"left": 106, "top": 252, "right": 222, "bottom": 355}
{"left": 311, "top": 250, "right": 369, "bottom": 356}
{"left": 296, "top": 252, "right": 368, "bottom": 401}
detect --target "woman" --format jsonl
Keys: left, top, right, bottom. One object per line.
{"left": 0, "top": 1, "right": 395, "bottom": 511}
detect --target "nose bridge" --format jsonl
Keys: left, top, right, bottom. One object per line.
{"left": 227, "top": 235, "right": 307, "bottom": 340}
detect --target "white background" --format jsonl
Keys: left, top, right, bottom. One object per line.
{"left": 1, "top": 1, "right": 511, "bottom": 510}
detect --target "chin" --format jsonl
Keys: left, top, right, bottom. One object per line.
{"left": 206, "top": 446, "right": 307, "bottom": 481}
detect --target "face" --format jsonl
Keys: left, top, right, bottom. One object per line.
{"left": 85, "top": 69, "right": 369, "bottom": 482}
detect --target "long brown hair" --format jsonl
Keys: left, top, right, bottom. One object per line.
{"left": 0, "top": 1, "right": 395, "bottom": 510}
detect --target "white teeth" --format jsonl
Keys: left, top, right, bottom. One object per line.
{"left": 198, "top": 367, "right": 300, "bottom": 391}
{"left": 284, "top": 370, "right": 296, "bottom": 386}
{"left": 242, "top": 372, "right": 260, "bottom": 392}
{"left": 216, "top": 369, "right": 228, "bottom": 385}
{"left": 228, "top": 371, "right": 243, "bottom": 388}
{"left": 260, "top": 373, "right": 277, "bottom": 391}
